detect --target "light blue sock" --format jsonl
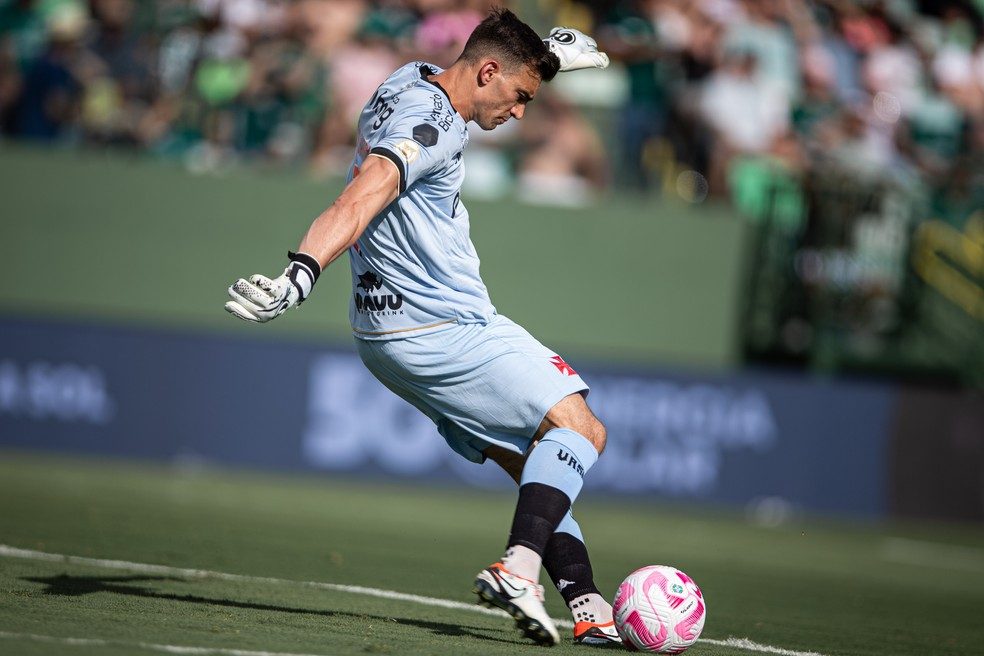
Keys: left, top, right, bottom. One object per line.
{"left": 520, "top": 428, "right": 599, "bottom": 504}
{"left": 554, "top": 511, "right": 584, "bottom": 541}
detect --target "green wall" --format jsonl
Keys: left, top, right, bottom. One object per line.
{"left": 0, "top": 145, "right": 748, "bottom": 367}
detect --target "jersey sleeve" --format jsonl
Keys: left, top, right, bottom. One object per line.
{"left": 366, "top": 93, "right": 460, "bottom": 194}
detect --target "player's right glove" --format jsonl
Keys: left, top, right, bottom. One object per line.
{"left": 225, "top": 251, "right": 321, "bottom": 323}
{"left": 543, "top": 27, "right": 610, "bottom": 72}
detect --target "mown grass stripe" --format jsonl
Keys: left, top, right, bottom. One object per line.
{"left": 882, "top": 538, "right": 984, "bottom": 572}
{"left": 0, "top": 544, "right": 515, "bottom": 620}
{"left": 0, "top": 630, "right": 329, "bottom": 656}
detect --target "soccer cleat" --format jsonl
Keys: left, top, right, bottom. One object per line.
{"left": 473, "top": 563, "right": 560, "bottom": 646}
{"left": 573, "top": 620, "right": 622, "bottom": 645}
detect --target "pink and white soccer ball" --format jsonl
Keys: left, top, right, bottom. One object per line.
{"left": 612, "top": 565, "right": 706, "bottom": 653}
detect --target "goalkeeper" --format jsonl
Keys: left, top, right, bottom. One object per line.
{"left": 226, "top": 9, "right": 614, "bottom": 647}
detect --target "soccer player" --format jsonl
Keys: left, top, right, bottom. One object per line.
{"left": 225, "top": 9, "right": 615, "bottom": 647}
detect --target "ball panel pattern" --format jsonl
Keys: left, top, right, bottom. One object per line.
{"left": 612, "top": 566, "right": 706, "bottom": 654}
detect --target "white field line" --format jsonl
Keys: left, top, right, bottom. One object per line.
{"left": 0, "top": 630, "right": 328, "bottom": 656}
{"left": 0, "top": 544, "right": 828, "bottom": 656}
{"left": 881, "top": 538, "right": 984, "bottom": 572}
{"left": 700, "top": 638, "right": 826, "bottom": 656}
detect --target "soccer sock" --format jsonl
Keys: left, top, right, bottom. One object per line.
{"left": 502, "top": 428, "right": 599, "bottom": 581}
{"left": 543, "top": 522, "right": 596, "bottom": 601}
{"left": 501, "top": 483, "right": 569, "bottom": 580}
{"left": 520, "top": 428, "right": 598, "bottom": 505}
{"left": 501, "top": 544, "right": 542, "bottom": 581}
{"left": 543, "top": 526, "right": 612, "bottom": 625}
{"left": 569, "top": 592, "right": 614, "bottom": 625}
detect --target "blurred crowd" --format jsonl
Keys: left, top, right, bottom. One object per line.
{"left": 0, "top": 0, "right": 502, "bottom": 174}
{"left": 1, "top": 0, "right": 982, "bottom": 217}
{"left": 578, "top": 0, "right": 984, "bottom": 224}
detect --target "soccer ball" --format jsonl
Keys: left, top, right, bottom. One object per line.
{"left": 612, "top": 565, "right": 706, "bottom": 653}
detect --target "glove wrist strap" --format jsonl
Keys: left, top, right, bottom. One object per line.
{"left": 286, "top": 251, "right": 322, "bottom": 303}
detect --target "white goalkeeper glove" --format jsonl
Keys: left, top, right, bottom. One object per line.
{"left": 543, "top": 27, "right": 610, "bottom": 72}
{"left": 225, "top": 251, "right": 321, "bottom": 323}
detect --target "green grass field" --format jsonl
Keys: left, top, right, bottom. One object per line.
{"left": 1, "top": 452, "right": 983, "bottom": 656}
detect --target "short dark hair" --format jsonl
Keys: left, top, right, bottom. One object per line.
{"left": 459, "top": 8, "right": 560, "bottom": 82}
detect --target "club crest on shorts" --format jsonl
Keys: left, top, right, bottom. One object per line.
{"left": 549, "top": 355, "right": 577, "bottom": 376}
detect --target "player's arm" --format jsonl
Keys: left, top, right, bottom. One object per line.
{"left": 297, "top": 154, "right": 399, "bottom": 269}
{"left": 224, "top": 155, "right": 400, "bottom": 323}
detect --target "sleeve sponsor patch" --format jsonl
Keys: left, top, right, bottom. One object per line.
{"left": 412, "top": 123, "right": 439, "bottom": 147}
{"left": 394, "top": 139, "right": 420, "bottom": 164}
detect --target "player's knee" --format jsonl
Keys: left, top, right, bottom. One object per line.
{"left": 569, "top": 414, "right": 606, "bottom": 455}
{"left": 541, "top": 393, "right": 607, "bottom": 454}
{"left": 583, "top": 417, "right": 607, "bottom": 455}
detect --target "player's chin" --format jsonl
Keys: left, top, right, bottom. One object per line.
{"left": 478, "top": 117, "right": 507, "bottom": 131}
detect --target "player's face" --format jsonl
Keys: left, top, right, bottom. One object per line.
{"left": 474, "top": 65, "right": 540, "bottom": 130}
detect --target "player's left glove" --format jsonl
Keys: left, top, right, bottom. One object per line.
{"left": 225, "top": 251, "right": 321, "bottom": 323}
{"left": 543, "top": 27, "right": 610, "bottom": 72}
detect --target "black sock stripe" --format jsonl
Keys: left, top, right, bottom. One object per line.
{"left": 543, "top": 531, "right": 600, "bottom": 604}
{"left": 507, "top": 483, "right": 572, "bottom": 557}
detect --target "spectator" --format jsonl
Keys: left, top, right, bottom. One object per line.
{"left": 414, "top": 0, "right": 485, "bottom": 66}
{"left": 0, "top": 0, "right": 46, "bottom": 70}
{"left": 722, "top": 0, "right": 800, "bottom": 102}
{"left": 699, "top": 49, "right": 790, "bottom": 192}
{"left": 12, "top": 2, "right": 87, "bottom": 140}
{"left": 597, "top": 0, "right": 667, "bottom": 191}
{"left": 81, "top": 0, "right": 155, "bottom": 145}
{"left": 0, "top": 27, "right": 23, "bottom": 134}
{"left": 310, "top": 6, "right": 401, "bottom": 175}
{"left": 516, "top": 90, "right": 608, "bottom": 206}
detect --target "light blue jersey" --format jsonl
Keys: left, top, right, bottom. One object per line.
{"left": 347, "top": 62, "right": 494, "bottom": 339}
{"left": 346, "top": 62, "right": 589, "bottom": 464}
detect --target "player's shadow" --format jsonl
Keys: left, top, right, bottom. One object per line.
{"left": 24, "top": 574, "right": 527, "bottom": 646}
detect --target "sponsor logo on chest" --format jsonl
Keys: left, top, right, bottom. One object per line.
{"left": 354, "top": 271, "right": 404, "bottom": 316}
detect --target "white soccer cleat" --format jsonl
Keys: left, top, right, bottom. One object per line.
{"left": 473, "top": 563, "right": 560, "bottom": 646}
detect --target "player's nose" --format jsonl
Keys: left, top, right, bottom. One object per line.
{"left": 510, "top": 104, "right": 525, "bottom": 120}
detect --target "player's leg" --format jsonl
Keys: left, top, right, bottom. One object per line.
{"left": 544, "top": 518, "right": 619, "bottom": 644}
{"left": 499, "top": 392, "right": 605, "bottom": 582}
{"left": 486, "top": 444, "right": 619, "bottom": 645}
{"left": 530, "top": 404, "right": 618, "bottom": 644}
{"left": 358, "top": 317, "right": 599, "bottom": 645}
{"left": 475, "top": 393, "right": 605, "bottom": 645}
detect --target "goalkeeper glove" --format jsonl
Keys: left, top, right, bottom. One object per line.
{"left": 225, "top": 251, "right": 321, "bottom": 323}
{"left": 543, "top": 27, "right": 610, "bottom": 72}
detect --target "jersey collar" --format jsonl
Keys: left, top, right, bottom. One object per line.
{"left": 419, "top": 63, "right": 458, "bottom": 115}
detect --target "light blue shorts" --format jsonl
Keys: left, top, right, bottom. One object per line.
{"left": 355, "top": 315, "right": 589, "bottom": 463}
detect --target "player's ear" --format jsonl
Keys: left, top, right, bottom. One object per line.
{"left": 477, "top": 60, "right": 500, "bottom": 86}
